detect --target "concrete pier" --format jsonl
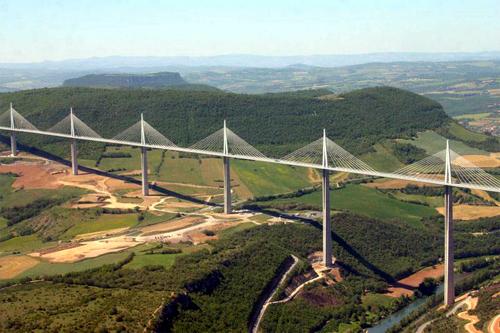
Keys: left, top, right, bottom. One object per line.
{"left": 444, "top": 185, "right": 454, "bottom": 306}
{"left": 141, "top": 147, "right": 149, "bottom": 196}
{"left": 223, "top": 156, "right": 232, "bottom": 214}
{"left": 70, "top": 139, "right": 78, "bottom": 175}
{"left": 10, "top": 133, "right": 17, "bottom": 156}
{"left": 322, "top": 169, "right": 332, "bottom": 267}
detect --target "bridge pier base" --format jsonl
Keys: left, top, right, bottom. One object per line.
{"left": 322, "top": 169, "right": 332, "bottom": 268}
{"left": 444, "top": 185, "right": 454, "bottom": 306}
{"left": 141, "top": 147, "right": 149, "bottom": 196}
{"left": 223, "top": 157, "right": 232, "bottom": 214}
{"left": 70, "top": 139, "right": 78, "bottom": 175}
{"left": 10, "top": 133, "right": 17, "bottom": 157}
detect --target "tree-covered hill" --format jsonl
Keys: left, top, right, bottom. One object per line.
{"left": 63, "top": 72, "right": 188, "bottom": 88}
{"left": 0, "top": 86, "right": 452, "bottom": 159}
{"left": 62, "top": 72, "right": 221, "bottom": 92}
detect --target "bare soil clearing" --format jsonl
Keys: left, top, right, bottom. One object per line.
{"left": 436, "top": 205, "right": 500, "bottom": 220}
{"left": 386, "top": 264, "right": 444, "bottom": 298}
{"left": 31, "top": 236, "right": 143, "bottom": 263}
{"left": 0, "top": 161, "right": 67, "bottom": 189}
{"left": 0, "top": 255, "right": 39, "bottom": 279}
{"left": 58, "top": 176, "right": 141, "bottom": 210}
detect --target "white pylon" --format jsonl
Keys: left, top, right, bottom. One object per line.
{"left": 223, "top": 119, "right": 229, "bottom": 156}
{"left": 322, "top": 129, "right": 332, "bottom": 268}
{"left": 9, "top": 103, "right": 16, "bottom": 156}
{"left": 9, "top": 103, "right": 14, "bottom": 129}
{"left": 223, "top": 119, "right": 231, "bottom": 214}
{"left": 322, "top": 128, "right": 328, "bottom": 168}
{"left": 443, "top": 139, "right": 454, "bottom": 306}
{"left": 444, "top": 140, "right": 452, "bottom": 185}
{"left": 140, "top": 113, "right": 146, "bottom": 146}
{"left": 70, "top": 107, "right": 75, "bottom": 137}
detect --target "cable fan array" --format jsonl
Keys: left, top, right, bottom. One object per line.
{"left": 48, "top": 112, "right": 101, "bottom": 138}
{"left": 450, "top": 152, "right": 500, "bottom": 189}
{"left": 0, "top": 107, "right": 38, "bottom": 131}
{"left": 283, "top": 136, "right": 376, "bottom": 173}
{"left": 393, "top": 147, "right": 500, "bottom": 189}
{"left": 113, "top": 119, "right": 176, "bottom": 148}
{"left": 393, "top": 150, "right": 447, "bottom": 182}
{"left": 190, "top": 127, "right": 266, "bottom": 158}
{"left": 0, "top": 105, "right": 499, "bottom": 193}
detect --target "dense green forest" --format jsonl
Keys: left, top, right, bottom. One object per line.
{"left": 1, "top": 210, "right": 498, "bottom": 332}
{"left": 0, "top": 86, "right": 449, "bottom": 159}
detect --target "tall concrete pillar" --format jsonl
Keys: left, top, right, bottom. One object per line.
{"left": 10, "top": 133, "right": 17, "bottom": 157}
{"left": 444, "top": 185, "right": 454, "bottom": 306}
{"left": 223, "top": 157, "right": 232, "bottom": 214}
{"left": 322, "top": 169, "right": 332, "bottom": 267}
{"left": 141, "top": 147, "right": 149, "bottom": 196}
{"left": 70, "top": 139, "right": 78, "bottom": 175}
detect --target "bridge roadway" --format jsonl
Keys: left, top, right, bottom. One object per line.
{"left": 1, "top": 126, "right": 498, "bottom": 193}
{"left": 1, "top": 122, "right": 499, "bottom": 309}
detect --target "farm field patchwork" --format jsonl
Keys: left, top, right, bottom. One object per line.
{"left": 254, "top": 184, "right": 438, "bottom": 227}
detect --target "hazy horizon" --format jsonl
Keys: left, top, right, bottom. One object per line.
{"left": 1, "top": 0, "right": 499, "bottom": 63}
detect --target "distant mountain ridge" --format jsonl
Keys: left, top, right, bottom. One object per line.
{"left": 2, "top": 52, "right": 500, "bottom": 70}
{"left": 63, "top": 72, "right": 187, "bottom": 88}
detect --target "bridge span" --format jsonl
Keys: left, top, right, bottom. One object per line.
{"left": 1, "top": 104, "right": 499, "bottom": 307}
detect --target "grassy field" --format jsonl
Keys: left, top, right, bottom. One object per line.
{"left": 123, "top": 253, "right": 180, "bottom": 269}
{"left": 399, "top": 130, "right": 487, "bottom": 155}
{"left": 0, "top": 235, "right": 52, "bottom": 255}
{"left": 217, "top": 222, "right": 256, "bottom": 239}
{"left": 446, "top": 121, "right": 489, "bottom": 142}
{"left": 139, "top": 212, "right": 179, "bottom": 227}
{"left": 157, "top": 152, "right": 219, "bottom": 185}
{"left": 63, "top": 213, "right": 139, "bottom": 238}
{"left": 232, "top": 160, "right": 312, "bottom": 197}
{"left": 0, "top": 217, "right": 7, "bottom": 229}
{"left": 257, "top": 184, "right": 438, "bottom": 227}
{"left": 454, "top": 112, "right": 492, "bottom": 120}
{"left": 390, "top": 191, "right": 443, "bottom": 207}
{"left": 18, "top": 251, "right": 133, "bottom": 278}
{"left": 361, "top": 293, "right": 396, "bottom": 308}
{"left": 360, "top": 142, "right": 403, "bottom": 171}
{"left": 0, "top": 173, "right": 85, "bottom": 209}
{"left": 98, "top": 146, "right": 163, "bottom": 174}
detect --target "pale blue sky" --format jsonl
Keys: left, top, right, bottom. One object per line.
{"left": 0, "top": 0, "right": 499, "bottom": 62}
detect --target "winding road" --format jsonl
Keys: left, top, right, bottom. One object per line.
{"left": 250, "top": 255, "right": 299, "bottom": 333}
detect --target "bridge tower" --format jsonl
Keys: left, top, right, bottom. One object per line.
{"left": 444, "top": 140, "right": 454, "bottom": 306}
{"left": 322, "top": 129, "right": 332, "bottom": 268}
{"left": 223, "top": 120, "right": 232, "bottom": 214}
{"left": 69, "top": 108, "right": 78, "bottom": 175}
{"left": 9, "top": 103, "right": 17, "bottom": 156}
{"left": 140, "top": 113, "right": 149, "bottom": 196}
